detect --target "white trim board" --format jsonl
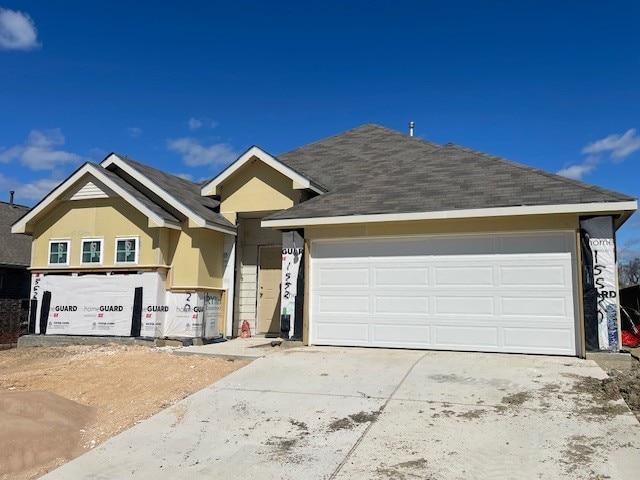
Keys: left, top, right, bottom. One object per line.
{"left": 201, "top": 146, "right": 325, "bottom": 197}
{"left": 101, "top": 154, "right": 236, "bottom": 236}
{"left": 262, "top": 201, "right": 638, "bottom": 229}
{"left": 12, "top": 163, "right": 182, "bottom": 234}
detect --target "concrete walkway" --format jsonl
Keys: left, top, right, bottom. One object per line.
{"left": 44, "top": 348, "right": 640, "bottom": 479}
{"left": 174, "top": 337, "right": 299, "bottom": 360}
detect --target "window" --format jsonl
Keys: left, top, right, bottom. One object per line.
{"left": 81, "top": 239, "right": 103, "bottom": 264}
{"left": 49, "top": 240, "right": 70, "bottom": 265}
{"left": 115, "top": 237, "right": 138, "bottom": 264}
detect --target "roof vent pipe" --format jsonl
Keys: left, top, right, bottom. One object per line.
{"left": 408, "top": 121, "right": 415, "bottom": 137}
{"left": 9, "top": 190, "right": 14, "bottom": 207}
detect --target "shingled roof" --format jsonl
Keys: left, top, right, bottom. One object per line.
{"left": 266, "top": 124, "right": 635, "bottom": 221}
{"left": 99, "top": 166, "right": 180, "bottom": 225}
{"left": 0, "top": 201, "right": 31, "bottom": 267}
{"left": 106, "top": 154, "right": 235, "bottom": 232}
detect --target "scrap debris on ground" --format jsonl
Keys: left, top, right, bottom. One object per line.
{"left": 0, "top": 344, "right": 249, "bottom": 479}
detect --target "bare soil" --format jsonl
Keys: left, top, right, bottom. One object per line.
{"left": 588, "top": 353, "right": 640, "bottom": 421}
{"left": 0, "top": 344, "right": 249, "bottom": 479}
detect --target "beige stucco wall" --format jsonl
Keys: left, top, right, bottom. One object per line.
{"left": 167, "top": 226, "right": 225, "bottom": 289}
{"left": 304, "top": 214, "right": 580, "bottom": 240}
{"left": 219, "top": 159, "right": 301, "bottom": 222}
{"left": 32, "top": 198, "right": 160, "bottom": 269}
{"left": 31, "top": 196, "right": 227, "bottom": 291}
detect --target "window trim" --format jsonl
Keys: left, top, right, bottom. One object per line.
{"left": 80, "top": 238, "right": 104, "bottom": 265}
{"left": 48, "top": 239, "right": 71, "bottom": 266}
{"left": 114, "top": 236, "right": 139, "bottom": 265}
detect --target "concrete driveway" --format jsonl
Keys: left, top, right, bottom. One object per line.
{"left": 44, "top": 347, "right": 640, "bottom": 479}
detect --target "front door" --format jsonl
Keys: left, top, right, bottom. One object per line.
{"left": 257, "top": 246, "right": 282, "bottom": 334}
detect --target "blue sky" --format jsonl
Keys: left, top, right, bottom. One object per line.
{"left": 1, "top": 1, "right": 639, "bottom": 257}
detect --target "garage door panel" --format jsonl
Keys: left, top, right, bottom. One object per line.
{"left": 374, "top": 295, "right": 429, "bottom": 314}
{"left": 501, "top": 297, "right": 568, "bottom": 317}
{"left": 503, "top": 327, "right": 574, "bottom": 351}
{"left": 310, "top": 233, "right": 577, "bottom": 356}
{"left": 318, "top": 295, "right": 370, "bottom": 314}
{"left": 374, "top": 267, "right": 429, "bottom": 286}
{"left": 435, "top": 325, "right": 499, "bottom": 348}
{"left": 315, "top": 322, "right": 369, "bottom": 343}
{"left": 434, "top": 266, "right": 494, "bottom": 286}
{"left": 435, "top": 296, "right": 495, "bottom": 316}
{"left": 319, "top": 268, "right": 369, "bottom": 287}
{"left": 500, "top": 265, "right": 566, "bottom": 287}
{"left": 372, "top": 324, "right": 431, "bottom": 344}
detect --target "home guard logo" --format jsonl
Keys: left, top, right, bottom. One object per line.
{"left": 54, "top": 305, "right": 78, "bottom": 311}
{"left": 146, "top": 306, "right": 169, "bottom": 312}
{"left": 99, "top": 306, "right": 123, "bottom": 312}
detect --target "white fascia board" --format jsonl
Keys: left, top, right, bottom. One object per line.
{"left": 11, "top": 164, "right": 181, "bottom": 234}
{"left": 201, "top": 146, "right": 325, "bottom": 196}
{"left": 204, "top": 222, "right": 237, "bottom": 236}
{"left": 261, "top": 201, "right": 639, "bottom": 229}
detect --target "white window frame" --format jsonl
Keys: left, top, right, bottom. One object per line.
{"left": 114, "top": 236, "right": 139, "bottom": 265}
{"left": 80, "top": 238, "right": 104, "bottom": 265}
{"left": 48, "top": 239, "right": 71, "bottom": 266}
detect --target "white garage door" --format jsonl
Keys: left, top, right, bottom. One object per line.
{"left": 310, "top": 232, "right": 578, "bottom": 356}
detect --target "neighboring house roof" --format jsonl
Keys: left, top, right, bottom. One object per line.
{"left": 263, "top": 124, "right": 637, "bottom": 226}
{"left": 0, "top": 201, "right": 31, "bottom": 267}
{"left": 103, "top": 154, "right": 236, "bottom": 234}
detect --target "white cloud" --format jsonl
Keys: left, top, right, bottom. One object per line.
{"left": 174, "top": 172, "right": 194, "bottom": 181}
{"left": 0, "top": 173, "right": 61, "bottom": 203}
{"left": 0, "top": 8, "right": 40, "bottom": 51}
{"left": 582, "top": 129, "right": 640, "bottom": 161}
{"left": 127, "top": 127, "right": 142, "bottom": 138}
{"left": 556, "top": 156, "right": 600, "bottom": 181}
{"left": 0, "top": 128, "right": 84, "bottom": 170}
{"left": 188, "top": 118, "right": 203, "bottom": 130}
{"left": 188, "top": 117, "right": 219, "bottom": 130}
{"left": 167, "top": 137, "right": 237, "bottom": 167}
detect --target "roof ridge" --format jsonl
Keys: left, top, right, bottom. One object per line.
{"left": 278, "top": 123, "right": 441, "bottom": 157}
{"left": 0, "top": 200, "right": 29, "bottom": 209}
{"left": 444, "top": 143, "right": 634, "bottom": 202}
{"left": 365, "top": 123, "right": 442, "bottom": 149}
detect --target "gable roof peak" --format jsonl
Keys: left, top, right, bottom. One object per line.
{"left": 201, "top": 145, "right": 325, "bottom": 197}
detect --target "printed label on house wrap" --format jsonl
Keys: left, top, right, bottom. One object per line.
{"left": 280, "top": 247, "right": 303, "bottom": 337}
{"left": 589, "top": 237, "right": 619, "bottom": 351}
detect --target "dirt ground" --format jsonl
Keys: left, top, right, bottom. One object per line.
{"left": 591, "top": 349, "right": 640, "bottom": 422}
{"left": 0, "top": 344, "right": 249, "bottom": 479}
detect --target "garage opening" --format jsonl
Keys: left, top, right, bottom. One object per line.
{"left": 310, "top": 232, "right": 578, "bottom": 356}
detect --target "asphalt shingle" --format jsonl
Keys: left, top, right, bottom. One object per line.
{"left": 109, "top": 155, "right": 235, "bottom": 231}
{"left": 0, "top": 201, "right": 31, "bottom": 266}
{"left": 267, "top": 124, "right": 634, "bottom": 220}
